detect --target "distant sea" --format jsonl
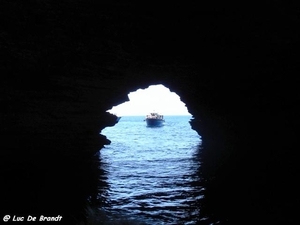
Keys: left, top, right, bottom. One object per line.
{"left": 100, "top": 115, "right": 204, "bottom": 224}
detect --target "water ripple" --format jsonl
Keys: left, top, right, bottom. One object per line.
{"left": 100, "top": 116, "right": 204, "bottom": 224}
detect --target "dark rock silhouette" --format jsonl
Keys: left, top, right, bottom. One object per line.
{"left": 1, "top": 1, "right": 298, "bottom": 224}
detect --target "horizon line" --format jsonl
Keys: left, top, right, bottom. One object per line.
{"left": 110, "top": 114, "right": 192, "bottom": 116}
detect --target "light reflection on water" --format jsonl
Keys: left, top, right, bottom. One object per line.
{"left": 100, "top": 116, "right": 205, "bottom": 224}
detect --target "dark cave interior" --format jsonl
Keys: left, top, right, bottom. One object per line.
{"left": 1, "top": 1, "right": 299, "bottom": 224}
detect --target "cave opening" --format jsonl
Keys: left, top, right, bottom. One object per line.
{"left": 97, "top": 84, "right": 204, "bottom": 224}
{"left": 106, "top": 84, "right": 191, "bottom": 116}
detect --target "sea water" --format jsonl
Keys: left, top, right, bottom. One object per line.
{"left": 100, "top": 115, "right": 205, "bottom": 224}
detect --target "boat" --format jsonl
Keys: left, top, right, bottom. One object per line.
{"left": 144, "top": 112, "right": 165, "bottom": 127}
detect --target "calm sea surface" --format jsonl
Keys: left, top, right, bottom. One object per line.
{"left": 100, "top": 115, "right": 204, "bottom": 224}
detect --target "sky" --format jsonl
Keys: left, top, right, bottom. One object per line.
{"left": 106, "top": 84, "right": 191, "bottom": 116}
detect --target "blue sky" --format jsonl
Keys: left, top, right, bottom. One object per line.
{"left": 107, "top": 84, "right": 191, "bottom": 116}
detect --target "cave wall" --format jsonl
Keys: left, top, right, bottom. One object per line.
{"left": 1, "top": 1, "right": 299, "bottom": 224}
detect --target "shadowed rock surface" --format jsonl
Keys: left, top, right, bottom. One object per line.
{"left": 1, "top": 1, "right": 299, "bottom": 224}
